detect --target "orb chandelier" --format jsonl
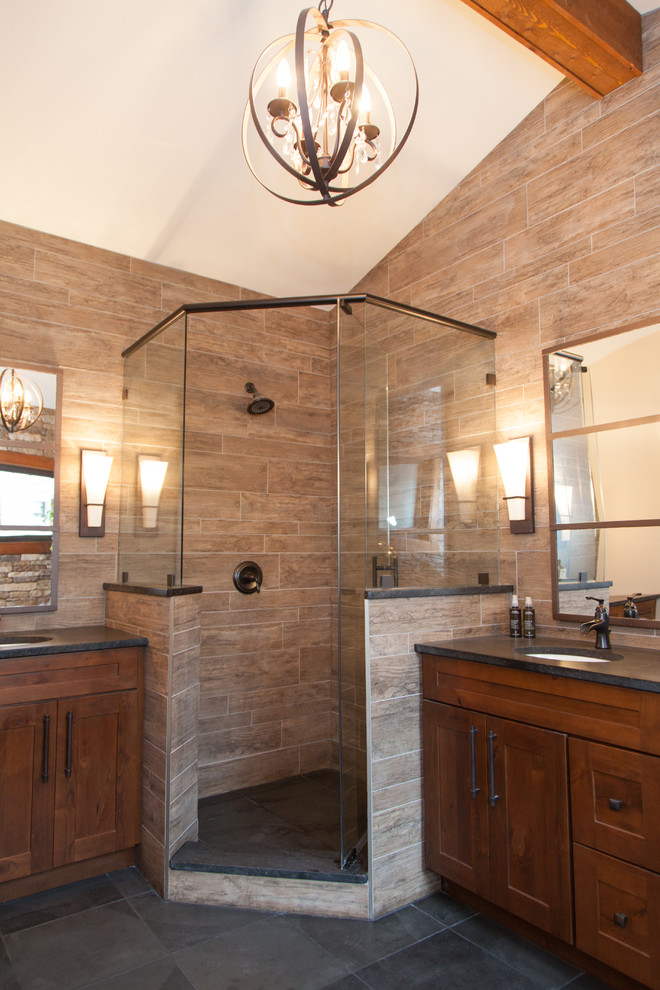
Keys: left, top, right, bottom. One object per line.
{"left": 0, "top": 368, "right": 43, "bottom": 434}
{"left": 242, "top": 0, "right": 418, "bottom": 206}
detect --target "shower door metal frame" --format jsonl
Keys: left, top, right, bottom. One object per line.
{"left": 123, "top": 293, "right": 494, "bottom": 874}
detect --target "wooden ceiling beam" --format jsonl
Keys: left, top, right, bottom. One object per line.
{"left": 458, "top": 0, "right": 643, "bottom": 98}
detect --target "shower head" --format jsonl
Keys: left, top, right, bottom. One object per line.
{"left": 245, "top": 382, "right": 274, "bottom": 415}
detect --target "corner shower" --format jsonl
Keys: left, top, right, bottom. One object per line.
{"left": 117, "top": 293, "right": 497, "bottom": 884}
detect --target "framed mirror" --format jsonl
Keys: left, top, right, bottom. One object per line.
{"left": 544, "top": 321, "right": 660, "bottom": 627}
{"left": 0, "top": 365, "right": 60, "bottom": 613}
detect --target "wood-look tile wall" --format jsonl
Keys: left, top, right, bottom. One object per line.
{"left": 0, "top": 220, "right": 244, "bottom": 630}
{"left": 357, "top": 10, "right": 660, "bottom": 652}
{"left": 366, "top": 591, "right": 511, "bottom": 916}
{"left": 356, "top": 8, "right": 660, "bottom": 917}
{"left": 0, "top": 222, "right": 339, "bottom": 803}
{"left": 105, "top": 589, "right": 201, "bottom": 899}
{"left": 182, "top": 306, "right": 338, "bottom": 797}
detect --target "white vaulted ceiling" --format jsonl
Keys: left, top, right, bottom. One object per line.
{"left": 0, "top": 0, "right": 657, "bottom": 298}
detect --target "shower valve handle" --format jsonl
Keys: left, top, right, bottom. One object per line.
{"left": 233, "top": 561, "right": 263, "bottom": 594}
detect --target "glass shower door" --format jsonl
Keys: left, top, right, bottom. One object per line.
{"left": 337, "top": 302, "right": 387, "bottom": 868}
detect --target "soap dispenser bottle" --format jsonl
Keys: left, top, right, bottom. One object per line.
{"left": 523, "top": 596, "right": 536, "bottom": 638}
{"left": 509, "top": 594, "right": 522, "bottom": 638}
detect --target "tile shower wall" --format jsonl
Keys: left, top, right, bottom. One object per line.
{"left": 0, "top": 220, "right": 246, "bottom": 629}
{"left": 182, "top": 305, "right": 337, "bottom": 798}
{"left": 356, "top": 9, "right": 660, "bottom": 652}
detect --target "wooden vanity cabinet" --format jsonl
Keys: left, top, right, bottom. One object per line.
{"left": 0, "top": 647, "right": 143, "bottom": 899}
{"left": 422, "top": 653, "right": 660, "bottom": 989}
{"left": 423, "top": 700, "right": 572, "bottom": 942}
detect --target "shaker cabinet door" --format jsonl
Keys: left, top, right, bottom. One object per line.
{"left": 487, "top": 716, "right": 572, "bottom": 943}
{"left": 422, "top": 700, "right": 489, "bottom": 897}
{"left": 0, "top": 702, "right": 56, "bottom": 881}
{"left": 53, "top": 691, "right": 140, "bottom": 866}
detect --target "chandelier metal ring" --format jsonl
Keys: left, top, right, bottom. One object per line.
{"left": 242, "top": 6, "right": 418, "bottom": 206}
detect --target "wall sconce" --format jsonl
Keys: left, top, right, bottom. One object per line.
{"left": 79, "top": 449, "right": 113, "bottom": 537}
{"left": 447, "top": 447, "right": 480, "bottom": 523}
{"left": 138, "top": 455, "right": 168, "bottom": 529}
{"left": 493, "top": 436, "right": 535, "bottom": 534}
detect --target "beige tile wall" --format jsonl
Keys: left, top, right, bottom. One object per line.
{"left": 0, "top": 220, "right": 242, "bottom": 631}
{"left": 182, "top": 305, "right": 338, "bottom": 798}
{"left": 366, "top": 591, "right": 511, "bottom": 916}
{"left": 355, "top": 9, "right": 660, "bottom": 917}
{"left": 356, "top": 10, "right": 660, "bottom": 653}
{"left": 105, "top": 588, "right": 201, "bottom": 899}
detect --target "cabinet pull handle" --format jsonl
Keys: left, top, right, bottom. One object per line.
{"left": 42, "top": 714, "right": 50, "bottom": 783}
{"left": 469, "top": 726, "right": 479, "bottom": 798}
{"left": 614, "top": 912, "right": 628, "bottom": 928}
{"left": 488, "top": 730, "right": 499, "bottom": 806}
{"left": 609, "top": 798, "right": 623, "bottom": 812}
{"left": 65, "top": 710, "right": 73, "bottom": 778}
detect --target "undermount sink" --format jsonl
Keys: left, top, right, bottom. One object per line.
{"left": 0, "top": 635, "right": 53, "bottom": 649}
{"left": 516, "top": 646, "right": 623, "bottom": 663}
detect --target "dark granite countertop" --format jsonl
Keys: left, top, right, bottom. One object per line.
{"left": 0, "top": 625, "right": 148, "bottom": 659}
{"left": 366, "top": 585, "right": 513, "bottom": 600}
{"left": 415, "top": 634, "right": 660, "bottom": 693}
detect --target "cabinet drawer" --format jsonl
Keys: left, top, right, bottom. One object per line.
{"left": 574, "top": 844, "right": 660, "bottom": 989}
{"left": 0, "top": 649, "right": 141, "bottom": 705}
{"left": 570, "top": 738, "right": 660, "bottom": 872}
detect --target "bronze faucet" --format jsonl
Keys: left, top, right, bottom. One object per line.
{"left": 580, "top": 596, "right": 611, "bottom": 650}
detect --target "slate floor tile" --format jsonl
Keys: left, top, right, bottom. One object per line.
{"left": 412, "top": 890, "right": 478, "bottom": 927}
{"left": 318, "top": 975, "right": 372, "bottom": 990}
{"left": 0, "top": 939, "right": 20, "bottom": 990}
{"left": 3, "top": 899, "right": 166, "bottom": 990}
{"left": 0, "top": 874, "right": 123, "bottom": 935}
{"left": 129, "top": 890, "right": 274, "bottom": 951}
{"left": 174, "top": 914, "right": 352, "bottom": 990}
{"left": 562, "top": 974, "right": 618, "bottom": 990}
{"left": 107, "top": 866, "right": 154, "bottom": 898}
{"left": 354, "top": 928, "right": 547, "bottom": 990}
{"left": 78, "top": 956, "right": 197, "bottom": 989}
{"left": 453, "top": 913, "right": 581, "bottom": 988}
{"left": 292, "top": 904, "right": 443, "bottom": 969}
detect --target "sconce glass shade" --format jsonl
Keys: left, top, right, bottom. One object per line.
{"left": 494, "top": 436, "right": 534, "bottom": 532}
{"left": 0, "top": 368, "right": 43, "bottom": 434}
{"left": 241, "top": 3, "right": 418, "bottom": 206}
{"left": 80, "top": 449, "right": 113, "bottom": 535}
{"left": 138, "top": 456, "right": 168, "bottom": 529}
{"left": 447, "top": 448, "right": 481, "bottom": 523}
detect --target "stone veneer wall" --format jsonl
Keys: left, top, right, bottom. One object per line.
{"left": 0, "top": 552, "right": 52, "bottom": 607}
{"left": 355, "top": 10, "right": 660, "bottom": 654}
{"left": 105, "top": 589, "right": 201, "bottom": 899}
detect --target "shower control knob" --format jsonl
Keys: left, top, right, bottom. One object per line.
{"left": 233, "top": 561, "right": 263, "bottom": 594}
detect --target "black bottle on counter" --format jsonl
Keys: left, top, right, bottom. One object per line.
{"left": 509, "top": 594, "right": 522, "bottom": 638}
{"left": 523, "top": 596, "right": 536, "bottom": 638}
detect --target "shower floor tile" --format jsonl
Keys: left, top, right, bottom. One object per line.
{"left": 170, "top": 770, "right": 367, "bottom": 883}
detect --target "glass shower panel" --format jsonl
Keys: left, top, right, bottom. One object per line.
{"left": 366, "top": 303, "right": 498, "bottom": 589}
{"left": 118, "top": 313, "right": 186, "bottom": 587}
{"left": 337, "top": 302, "right": 387, "bottom": 867}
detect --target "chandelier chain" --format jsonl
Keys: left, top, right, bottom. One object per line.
{"left": 318, "top": 0, "right": 334, "bottom": 25}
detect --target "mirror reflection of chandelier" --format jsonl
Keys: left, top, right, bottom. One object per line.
{"left": 0, "top": 368, "right": 44, "bottom": 434}
{"left": 242, "top": 0, "right": 418, "bottom": 206}
{"left": 549, "top": 352, "right": 582, "bottom": 411}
